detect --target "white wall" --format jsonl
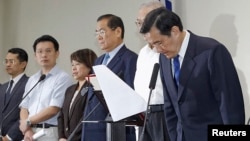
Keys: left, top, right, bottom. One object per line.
{"left": 0, "top": 0, "right": 249, "bottom": 121}
{"left": 0, "top": 0, "right": 4, "bottom": 75}
{"left": 1, "top": 0, "right": 24, "bottom": 81}
{"left": 0, "top": 0, "right": 146, "bottom": 82}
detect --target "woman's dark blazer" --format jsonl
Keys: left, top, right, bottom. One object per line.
{"left": 58, "top": 82, "right": 89, "bottom": 141}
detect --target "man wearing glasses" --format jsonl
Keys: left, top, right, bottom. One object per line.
{"left": 81, "top": 14, "right": 138, "bottom": 141}
{"left": 0, "top": 48, "right": 29, "bottom": 141}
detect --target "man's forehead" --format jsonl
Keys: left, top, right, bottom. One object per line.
{"left": 144, "top": 30, "right": 161, "bottom": 43}
{"left": 6, "top": 53, "right": 18, "bottom": 58}
{"left": 96, "top": 22, "right": 109, "bottom": 31}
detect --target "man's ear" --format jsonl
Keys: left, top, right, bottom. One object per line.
{"left": 115, "top": 27, "right": 122, "bottom": 38}
{"left": 171, "top": 26, "right": 179, "bottom": 36}
{"left": 20, "top": 61, "right": 27, "bottom": 70}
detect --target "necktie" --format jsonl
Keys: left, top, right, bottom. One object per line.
{"left": 5, "top": 80, "right": 14, "bottom": 104}
{"left": 173, "top": 55, "right": 180, "bottom": 87}
{"left": 102, "top": 53, "right": 110, "bottom": 65}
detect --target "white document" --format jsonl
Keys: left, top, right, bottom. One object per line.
{"left": 22, "top": 129, "right": 46, "bottom": 141}
{"left": 93, "top": 65, "right": 147, "bottom": 122}
{"left": 86, "top": 74, "right": 101, "bottom": 91}
{"left": 33, "top": 129, "right": 46, "bottom": 139}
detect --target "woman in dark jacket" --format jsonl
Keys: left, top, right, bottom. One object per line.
{"left": 58, "top": 48, "right": 97, "bottom": 141}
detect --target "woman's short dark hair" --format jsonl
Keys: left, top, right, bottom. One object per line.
{"left": 70, "top": 48, "right": 97, "bottom": 74}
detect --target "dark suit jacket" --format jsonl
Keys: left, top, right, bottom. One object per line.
{"left": 160, "top": 31, "right": 245, "bottom": 141}
{"left": 58, "top": 82, "right": 89, "bottom": 141}
{"left": 0, "top": 74, "right": 29, "bottom": 140}
{"left": 81, "top": 45, "right": 138, "bottom": 141}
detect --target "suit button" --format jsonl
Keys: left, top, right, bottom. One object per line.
{"left": 66, "top": 127, "right": 68, "bottom": 131}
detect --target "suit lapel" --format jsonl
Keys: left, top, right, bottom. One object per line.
{"left": 178, "top": 55, "right": 195, "bottom": 100}
{"left": 178, "top": 32, "right": 196, "bottom": 101}
{"left": 2, "top": 75, "right": 27, "bottom": 111}
{"left": 67, "top": 85, "right": 77, "bottom": 120}
{"left": 96, "top": 55, "right": 105, "bottom": 65}
{"left": 69, "top": 82, "right": 88, "bottom": 120}
{"left": 107, "top": 45, "right": 126, "bottom": 69}
{"left": 0, "top": 84, "right": 8, "bottom": 112}
{"left": 160, "top": 55, "right": 178, "bottom": 98}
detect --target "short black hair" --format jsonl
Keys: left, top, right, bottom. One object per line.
{"left": 8, "top": 48, "right": 28, "bottom": 63}
{"left": 97, "top": 14, "right": 125, "bottom": 39}
{"left": 33, "top": 35, "right": 59, "bottom": 52}
{"left": 70, "top": 48, "right": 97, "bottom": 74}
{"left": 140, "top": 7, "right": 183, "bottom": 36}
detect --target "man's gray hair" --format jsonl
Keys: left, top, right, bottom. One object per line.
{"left": 139, "top": 0, "right": 165, "bottom": 10}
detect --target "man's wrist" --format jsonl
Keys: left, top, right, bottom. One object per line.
{"left": 26, "top": 118, "right": 32, "bottom": 127}
{"left": 6, "top": 135, "right": 12, "bottom": 141}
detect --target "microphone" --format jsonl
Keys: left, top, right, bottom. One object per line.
{"left": 0, "top": 74, "right": 46, "bottom": 134}
{"left": 139, "top": 63, "right": 160, "bottom": 141}
{"left": 67, "top": 101, "right": 101, "bottom": 141}
{"left": 38, "top": 74, "right": 46, "bottom": 82}
{"left": 18, "top": 74, "right": 46, "bottom": 106}
{"left": 149, "top": 63, "right": 160, "bottom": 89}
{"left": 68, "top": 71, "right": 123, "bottom": 141}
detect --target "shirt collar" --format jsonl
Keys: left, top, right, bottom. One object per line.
{"left": 39, "top": 64, "right": 59, "bottom": 77}
{"left": 108, "top": 42, "right": 124, "bottom": 59}
{"left": 178, "top": 30, "right": 190, "bottom": 59}
{"left": 11, "top": 72, "right": 25, "bottom": 84}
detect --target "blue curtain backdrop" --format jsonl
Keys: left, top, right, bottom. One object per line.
{"left": 160, "top": 0, "right": 172, "bottom": 11}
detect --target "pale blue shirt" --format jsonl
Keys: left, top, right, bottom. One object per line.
{"left": 105, "top": 42, "right": 124, "bottom": 64}
{"left": 19, "top": 65, "right": 73, "bottom": 125}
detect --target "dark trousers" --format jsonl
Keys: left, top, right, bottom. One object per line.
{"left": 139, "top": 108, "right": 170, "bottom": 141}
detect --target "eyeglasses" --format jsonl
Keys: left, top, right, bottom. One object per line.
{"left": 95, "top": 27, "right": 117, "bottom": 37}
{"left": 95, "top": 29, "right": 106, "bottom": 37}
{"left": 3, "top": 59, "right": 16, "bottom": 65}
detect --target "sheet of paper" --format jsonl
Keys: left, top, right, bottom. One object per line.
{"left": 93, "top": 65, "right": 147, "bottom": 122}
{"left": 33, "top": 129, "right": 46, "bottom": 139}
{"left": 86, "top": 74, "right": 101, "bottom": 91}
{"left": 22, "top": 129, "right": 46, "bottom": 141}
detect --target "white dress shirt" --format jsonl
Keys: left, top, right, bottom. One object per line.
{"left": 7, "top": 72, "right": 25, "bottom": 93}
{"left": 134, "top": 44, "right": 164, "bottom": 105}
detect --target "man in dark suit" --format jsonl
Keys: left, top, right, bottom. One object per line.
{"left": 140, "top": 7, "right": 245, "bottom": 141}
{"left": 0, "top": 48, "right": 29, "bottom": 141}
{"left": 81, "top": 14, "right": 138, "bottom": 141}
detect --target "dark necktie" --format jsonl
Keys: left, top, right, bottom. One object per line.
{"left": 173, "top": 55, "right": 180, "bottom": 87}
{"left": 102, "top": 53, "right": 110, "bottom": 65}
{"left": 5, "top": 80, "right": 14, "bottom": 104}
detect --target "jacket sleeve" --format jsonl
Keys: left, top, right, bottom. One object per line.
{"left": 7, "top": 121, "right": 24, "bottom": 140}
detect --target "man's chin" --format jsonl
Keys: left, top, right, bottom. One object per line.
{"left": 164, "top": 53, "right": 171, "bottom": 59}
